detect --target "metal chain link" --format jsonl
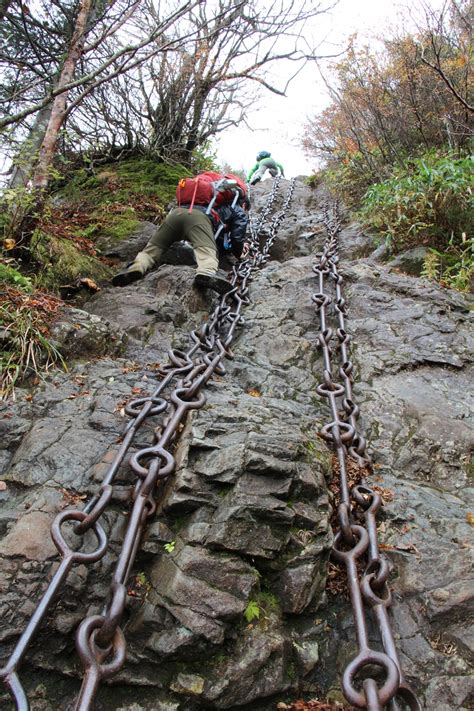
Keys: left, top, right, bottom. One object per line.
{"left": 313, "top": 202, "right": 422, "bottom": 711}
{"left": 0, "top": 178, "right": 295, "bottom": 711}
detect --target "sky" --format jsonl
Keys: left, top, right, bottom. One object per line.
{"left": 214, "top": 0, "right": 417, "bottom": 178}
{"left": 1, "top": 0, "right": 444, "bottom": 185}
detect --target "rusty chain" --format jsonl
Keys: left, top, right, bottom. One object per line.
{"left": 312, "top": 202, "right": 422, "bottom": 711}
{"left": 0, "top": 177, "right": 295, "bottom": 711}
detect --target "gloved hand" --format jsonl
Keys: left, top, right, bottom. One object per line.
{"left": 240, "top": 242, "right": 250, "bottom": 260}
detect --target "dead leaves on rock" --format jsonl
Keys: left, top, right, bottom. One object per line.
{"left": 277, "top": 700, "right": 356, "bottom": 710}
{"left": 247, "top": 387, "right": 261, "bottom": 397}
{"left": 60, "top": 488, "right": 87, "bottom": 508}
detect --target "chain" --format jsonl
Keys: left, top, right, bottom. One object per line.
{"left": 247, "top": 177, "right": 296, "bottom": 267}
{"left": 0, "top": 178, "right": 295, "bottom": 711}
{"left": 312, "top": 202, "right": 422, "bottom": 711}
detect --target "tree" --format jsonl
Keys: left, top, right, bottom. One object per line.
{"left": 32, "top": 0, "right": 94, "bottom": 189}
{"left": 1, "top": 0, "right": 339, "bottom": 248}
{"left": 58, "top": 0, "right": 340, "bottom": 165}
{"left": 302, "top": 0, "right": 472, "bottom": 191}
{"left": 0, "top": 0, "right": 201, "bottom": 190}
{"left": 416, "top": 0, "right": 473, "bottom": 114}
{"left": 0, "top": 0, "right": 205, "bottom": 247}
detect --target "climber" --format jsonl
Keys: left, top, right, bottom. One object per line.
{"left": 112, "top": 173, "right": 250, "bottom": 295}
{"left": 247, "top": 151, "right": 285, "bottom": 185}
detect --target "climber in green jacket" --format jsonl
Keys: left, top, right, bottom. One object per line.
{"left": 247, "top": 151, "right": 285, "bottom": 185}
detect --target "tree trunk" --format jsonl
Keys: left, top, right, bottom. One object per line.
{"left": 0, "top": 0, "right": 12, "bottom": 20}
{"left": 32, "top": 0, "right": 93, "bottom": 190}
{"left": 8, "top": 102, "right": 53, "bottom": 189}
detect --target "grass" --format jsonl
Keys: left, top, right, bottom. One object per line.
{"left": 360, "top": 153, "right": 473, "bottom": 251}
{"left": 0, "top": 284, "right": 65, "bottom": 400}
{"left": 358, "top": 151, "right": 473, "bottom": 291}
{"left": 0, "top": 262, "right": 33, "bottom": 292}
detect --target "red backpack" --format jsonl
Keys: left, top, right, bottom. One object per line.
{"left": 176, "top": 171, "right": 247, "bottom": 212}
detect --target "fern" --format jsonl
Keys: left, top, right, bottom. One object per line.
{"left": 244, "top": 600, "right": 261, "bottom": 623}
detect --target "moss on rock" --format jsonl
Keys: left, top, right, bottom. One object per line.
{"left": 52, "top": 158, "right": 190, "bottom": 246}
{"left": 58, "top": 158, "right": 189, "bottom": 209}
{"left": 31, "top": 230, "right": 112, "bottom": 289}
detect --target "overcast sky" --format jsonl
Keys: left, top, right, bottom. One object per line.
{"left": 215, "top": 0, "right": 421, "bottom": 178}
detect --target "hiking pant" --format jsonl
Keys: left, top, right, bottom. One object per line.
{"left": 250, "top": 165, "right": 279, "bottom": 185}
{"left": 129, "top": 208, "right": 218, "bottom": 276}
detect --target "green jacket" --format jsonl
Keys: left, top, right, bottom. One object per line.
{"left": 247, "top": 157, "right": 285, "bottom": 180}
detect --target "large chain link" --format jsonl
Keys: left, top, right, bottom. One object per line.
{"left": 0, "top": 178, "right": 295, "bottom": 711}
{"left": 312, "top": 202, "right": 422, "bottom": 711}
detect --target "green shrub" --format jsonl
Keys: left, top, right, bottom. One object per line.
{"left": 244, "top": 600, "right": 260, "bottom": 623}
{"left": 359, "top": 152, "right": 473, "bottom": 290}
{"left": 305, "top": 173, "right": 322, "bottom": 189}
{"left": 421, "top": 234, "right": 473, "bottom": 292}
{"left": 243, "top": 590, "right": 280, "bottom": 624}
{"left": 320, "top": 150, "right": 388, "bottom": 203}
{"left": 0, "top": 263, "right": 33, "bottom": 292}
{"left": 189, "top": 143, "right": 219, "bottom": 173}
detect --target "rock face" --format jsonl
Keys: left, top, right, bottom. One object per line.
{"left": 0, "top": 177, "right": 473, "bottom": 710}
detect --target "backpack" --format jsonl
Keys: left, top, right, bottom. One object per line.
{"left": 176, "top": 171, "right": 247, "bottom": 214}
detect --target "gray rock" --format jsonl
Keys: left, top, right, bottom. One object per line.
{"left": 198, "top": 621, "right": 291, "bottom": 708}
{"left": 50, "top": 306, "right": 127, "bottom": 359}
{"left": 293, "top": 639, "right": 319, "bottom": 675}
{"left": 1, "top": 176, "right": 472, "bottom": 709}
{"left": 388, "top": 245, "right": 428, "bottom": 275}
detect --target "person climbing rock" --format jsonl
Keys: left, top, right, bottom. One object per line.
{"left": 247, "top": 151, "right": 285, "bottom": 185}
{"left": 112, "top": 172, "right": 250, "bottom": 294}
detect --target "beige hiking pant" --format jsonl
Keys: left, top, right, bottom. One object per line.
{"left": 250, "top": 164, "right": 279, "bottom": 185}
{"left": 129, "top": 208, "right": 218, "bottom": 276}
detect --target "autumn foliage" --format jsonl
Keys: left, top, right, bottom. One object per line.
{"left": 303, "top": 0, "right": 473, "bottom": 290}
{"left": 303, "top": 1, "right": 472, "bottom": 199}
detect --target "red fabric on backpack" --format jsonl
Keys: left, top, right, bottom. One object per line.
{"left": 224, "top": 173, "right": 247, "bottom": 203}
{"left": 176, "top": 171, "right": 248, "bottom": 210}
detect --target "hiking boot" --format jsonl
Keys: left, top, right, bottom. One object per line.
{"left": 194, "top": 273, "right": 233, "bottom": 295}
{"left": 112, "top": 269, "right": 142, "bottom": 287}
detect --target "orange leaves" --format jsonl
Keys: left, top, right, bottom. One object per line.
{"left": 79, "top": 277, "right": 100, "bottom": 292}
{"left": 247, "top": 388, "right": 261, "bottom": 397}
{"left": 277, "top": 700, "right": 356, "bottom": 710}
{"left": 1, "top": 286, "right": 62, "bottom": 322}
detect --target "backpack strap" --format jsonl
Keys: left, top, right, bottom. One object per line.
{"left": 213, "top": 189, "right": 240, "bottom": 242}
{"left": 189, "top": 177, "right": 200, "bottom": 213}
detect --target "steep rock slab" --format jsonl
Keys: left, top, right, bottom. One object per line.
{"left": 0, "top": 179, "right": 333, "bottom": 710}
{"left": 1, "top": 176, "right": 473, "bottom": 710}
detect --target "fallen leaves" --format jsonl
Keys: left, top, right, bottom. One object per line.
{"left": 247, "top": 388, "right": 261, "bottom": 397}
{"left": 277, "top": 700, "right": 356, "bottom": 710}
{"left": 429, "top": 634, "right": 457, "bottom": 656}
{"left": 60, "top": 488, "right": 87, "bottom": 507}
{"left": 372, "top": 483, "right": 394, "bottom": 503}
{"left": 326, "top": 561, "right": 349, "bottom": 597}
{"left": 380, "top": 541, "right": 421, "bottom": 557}
{"left": 66, "top": 390, "right": 90, "bottom": 400}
